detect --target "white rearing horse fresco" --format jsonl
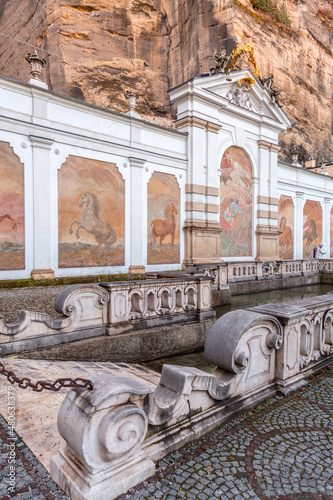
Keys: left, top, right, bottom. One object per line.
{"left": 69, "top": 192, "right": 117, "bottom": 251}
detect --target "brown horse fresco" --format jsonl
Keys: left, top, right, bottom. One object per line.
{"left": 147, "top": 172, "right": 180, "bottom": 265}
{"left": 150, "top": 203, "right": 178, "bottom": 252}
{"left": 0, "top": 214, "right": 17, "bottom": 229}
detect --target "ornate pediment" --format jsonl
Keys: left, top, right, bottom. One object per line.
{"left": 196, "top": 68, "right": 291, "bottom": 127}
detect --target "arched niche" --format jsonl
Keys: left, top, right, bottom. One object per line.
{"left": 0, "top": 141, "right": 25, "bottom": 270}
{"left": 58, "top": 155, "right": 125, "bottom": 268}
{"left": 278, "top": 195, "right": 294, "bottom": 259}
{"left": 303, "top": 200, "right": 322, "bottom": 259}
{"left": 147, "top": 172, "right": 180, "bottom": 265}
{"left": 220, "top": 146, "right": 253, "bottom": 258}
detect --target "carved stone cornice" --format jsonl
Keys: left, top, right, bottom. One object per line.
{"left": 128, "top": 156, "right": 146, "bottom": 168}
{"left": 205, "top": 122, "right": 222, "bottom": 134}
{"left": 257, "top": 140, "right": 270, "bottom": 150}
{"left": 175, "top": 117, "right": 221, "bottom": 133}
{"left": 175, "top": 116, "right": 207, "bottom": 130}
{"left": 29, "top": 135, "right": 54, "bottom": 149}
{"left": 269, "top": 144, "right": 280, "bottom": 153}
{"left": 257, "top": 140, "right": 280, "bottom": 153}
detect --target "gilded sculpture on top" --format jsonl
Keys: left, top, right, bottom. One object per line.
{"left": 213, "top": 44, "right": 281, "bottom": 106}
{"left": 213, "top": 43, "right": 260, "bottom": 81}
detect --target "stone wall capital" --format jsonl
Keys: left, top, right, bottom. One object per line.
{"left": 128, "top": 156, "right": 146, "bottom": 168}
{"left": 29, "top": 135, "right": 54, "bottom": 149}
{"left": 206, "top": 121, "right": 222, "bottom": 134}
{"left": 257, "top": 140, "right": 271, "bottom": 150}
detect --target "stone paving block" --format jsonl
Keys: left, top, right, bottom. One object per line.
{"left": 119, "top": 368, "right": 333, "bottom": 500}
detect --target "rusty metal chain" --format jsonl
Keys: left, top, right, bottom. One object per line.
{"left": 0, "top": 362, "right": 94, "bottom": 392}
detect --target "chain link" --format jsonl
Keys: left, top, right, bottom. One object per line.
{"left": 0, "top": 362, "right": 94, "bottom": 392}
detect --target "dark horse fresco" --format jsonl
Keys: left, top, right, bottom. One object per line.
{"left": 303, "top": 219, "right": 319, "bottom": 250}
{"left": 303, "top": 200, "right": 322, "bottom": 259}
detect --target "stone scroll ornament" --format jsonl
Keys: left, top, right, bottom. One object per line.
{"left": 51, "top": 374, "right": 155, "bottom": 500}
{"left": 51, "top": 310, "right": 283, "bottom": 500}
{"left": 0, "top": 284, "right": 109, "bottom": 356}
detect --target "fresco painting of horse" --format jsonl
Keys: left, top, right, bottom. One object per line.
{"left": 150, "top": 203, "right": 178, "bottom": 252}
{"left": 220, "top": 147, "right": 252, "bottom": 257}
{"left": 0, "top": 142, "right": 24, "bottom": 270}
{"left": 58, "top": 156, "right": 125, "bottom": 268}
{"left": 69, "top": 192, "right": 117, "bottom": 252}
{"left": 278, "top": 196, "right": 294, "bottom": 259}
{"left": 303, "top": 200, "right": 322, "bottom": 259}
{"left": 148, "top": 172, "right": 180, "bottom": 265}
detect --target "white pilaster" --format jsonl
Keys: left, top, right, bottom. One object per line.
{"left": 269, "top": 144, "right": 279, "bottom": 202}
{"left": 129, "top": 156, "right": 146, "bottom": 274}
{"left": 205, "top": 123, "right": 221, "bottom": 224}
{"left": 323, "top": 197, "right": 331, "bottom": 253}
{"left": 30, "top": 135, "right": 54, "bottom": 278}
{"left": 295, "top": 191, "right": 305, "bottom": 259}
{"left": 257, "top": 141, "right": 270, "bottom": 200}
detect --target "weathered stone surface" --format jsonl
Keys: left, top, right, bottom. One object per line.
{"left": 204, "top": 309, "right": 282, "bottom": 373}
{"left": 0, "top": 0, "right": 331, "bottom": 158}
{"left": 17, "top": 319, "right": 215, "bottom": 362}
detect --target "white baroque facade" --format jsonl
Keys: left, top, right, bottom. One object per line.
{"left": 0, "top": 69, "right": 332, "bottom": 280}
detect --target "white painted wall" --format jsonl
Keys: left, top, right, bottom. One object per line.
{"left": 0, "top": 76, "right": 187, "bottom": 279}
{"left": 0, "top": 71, "right": 332, "bottom": 280}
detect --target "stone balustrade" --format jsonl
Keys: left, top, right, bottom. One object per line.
{"left": 227, "top": 261, "right": 260, "bottom": 282}
{"left": 101, "top": 276, "right": 213, "bottom": 328}
{"left": 249, "top": 293, "right": 333, "bottom": 393}
{"left": 280, "top": 260, "right": 303, "bottom": 276}
{"left": 185, "top": 259, "right": 331, "bottom": 286}
{"left": 51, "top": 293, "right": 333, "bottom": 500}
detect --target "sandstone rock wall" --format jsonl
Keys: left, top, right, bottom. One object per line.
{"left": 0, "top": 0, "right": 331, "bottom": 160}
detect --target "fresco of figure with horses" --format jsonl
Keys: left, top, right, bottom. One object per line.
{"left": 220, "top": 147, "right": 252, "bottom": 257}
{"left": 0, "top": 142, "right": 24, "bottom": 270}
{"left": 278, "top": 196, "right": 294, "bottom": 259}
{"left": 58, "top": 156, "right": 125, "bottom": 268}
{"left": 147, "top": 172, "right": 180, "bottom": 265}
{"left": 303, "top": 200, "right": 322, "bottom": 259}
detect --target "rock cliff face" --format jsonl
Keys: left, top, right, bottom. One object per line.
{"left": 0, "top": 0, "right": 332, "bottom": 160}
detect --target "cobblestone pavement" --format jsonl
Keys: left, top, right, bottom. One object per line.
{"left": 0, "top": 414, "right": 69, "bottom": 500}
{"left": 0, "top": 368, "right": 332, "bottom": 499}
{"left": 119, "top": 368, "right": 333, "bottom": 500}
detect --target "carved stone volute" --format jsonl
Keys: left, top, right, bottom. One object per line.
{"left": 204, "top": 310, "right": 283, "bottom": 374}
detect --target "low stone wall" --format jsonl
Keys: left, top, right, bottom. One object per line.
{"left": 227, "top": 273, "right": 321, "bottom": 297}
{"left": 17, "top": 320, "right": 214, "bottom": 363}
{"left": 50, "top": 292, "right": 333, "bottom": 500}
{"left": 186, "top": 259, "right": 333, "bottom": 306}
{"left": 0, "top": 276, "right": 215, "bottom": 358}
